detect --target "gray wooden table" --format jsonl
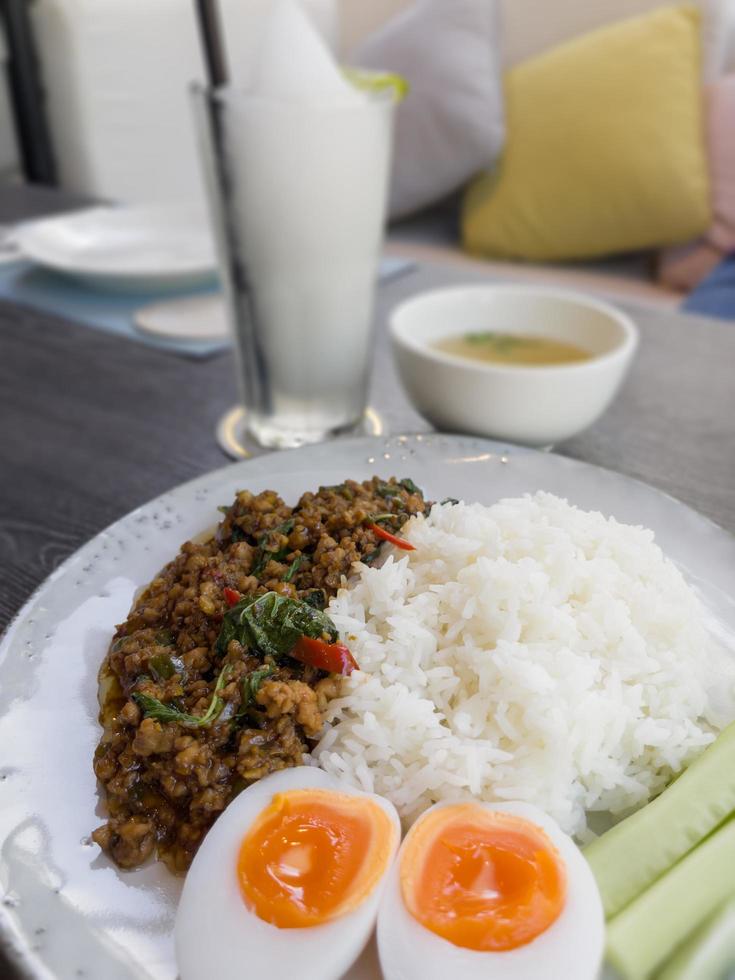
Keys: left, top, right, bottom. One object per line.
{"left": 1, "top": 254, "right": 735, "bottom": 636}
{"left": 0, "top": 189, "right": 734, "bottom": 980}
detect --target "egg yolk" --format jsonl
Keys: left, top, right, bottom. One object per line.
{"left": 237, "top": 789, "right": 394, "bottom": 929}
{"left": 400, "top": 804, "right": 566, "bottom": 952}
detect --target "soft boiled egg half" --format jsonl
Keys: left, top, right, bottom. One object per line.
{"left": 175, "top": 766, "right": 399, "bottom": 980}
{"left": 378, "top": 800, "right": 604, "bottom": 980}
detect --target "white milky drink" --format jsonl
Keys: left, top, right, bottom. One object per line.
{"left": 196, "top": 0, "right": 395, "bottom": 448}
{"left": 225, "top": 90, "right": 393, "bottom": 446}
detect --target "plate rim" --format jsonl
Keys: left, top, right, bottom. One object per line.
{"left": 2, "top": 431, "right": 734, "bottom": 980}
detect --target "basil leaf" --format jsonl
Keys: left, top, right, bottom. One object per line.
{"left": 400, "top": 478, "right": 422, "bottom": 496}
{"left": 237, "top": 664, "right": 276, "bottom": 721}
{"left": 149, "top": 653, "right": 179, "bottom": 682}
{"left": 320, "top": 483, "right": 354, "bottom": 500}
{"left": 377, "top": 477, "right": 423, "bottom": 499}
{"left": 283, "top": 555, "right": 304, "bottom": 582}
{"left": 216, "top": 591, "right": 337, "bottom": 659}
{"left": 251, "top": 519, "right": 295, "bottom": 576}
{"left": 215, "top": 607, "right": 239, "bottom": 656}
{"left": 249, "top": 664, "right": 275, "bottom": 697}
{"left": 376, "top": 482, "right": 401, "bottom": 499}
{"left": 133, "top": 665, "right": 231, "bottom": 728}
{"left": 132, "top": 694, "right": 190, "bottom": 726}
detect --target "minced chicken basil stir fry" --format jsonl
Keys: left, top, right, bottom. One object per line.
{"left": 92, "top": 477, "right": 427, "bottom": 873}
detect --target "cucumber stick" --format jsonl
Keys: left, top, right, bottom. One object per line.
{"left": 584, "top": 721, "right": 735, "bottom": 918}
{"left": 657, "top": 897, "right": 735, "bottom": 980}
{"left": 606, "top": 817, "right": 735, "bottom": 980}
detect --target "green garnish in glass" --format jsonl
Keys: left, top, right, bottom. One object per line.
{"left": 342, "top": 68, "right": 409, "bottom": 101}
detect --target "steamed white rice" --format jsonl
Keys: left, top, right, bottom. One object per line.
{"left": 313, "top": 493, "right": 735, "bottom": 838}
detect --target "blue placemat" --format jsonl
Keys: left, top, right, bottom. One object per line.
{"left": 0, "top": 261, "right": 225, "bottom": 358}
{"left": 0, "top": 255, "right": 417, "bottom": 360}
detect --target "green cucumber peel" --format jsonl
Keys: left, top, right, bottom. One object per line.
{"left": 657, "top": 896, "right": 735, "bottom": 980}
{"left": 606, "top": 817, "right": 735, "bottom": 980}
{"left": 584, "top": 720, "right": 735, "bottom": 919}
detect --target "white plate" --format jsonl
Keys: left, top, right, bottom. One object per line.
{"left": 15, "top": 205, "right": 217, "bottom": 293}
{"left": 1, "top": 434, "right": 734, "bottom": 980}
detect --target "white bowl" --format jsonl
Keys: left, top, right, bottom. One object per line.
{"left": 390, "top": 284, "right": 639, "bottom": 446}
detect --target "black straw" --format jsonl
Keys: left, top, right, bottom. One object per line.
{"left": 194, "top": 0, "right": 229, "bottom": 88}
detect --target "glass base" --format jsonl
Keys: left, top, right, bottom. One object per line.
{"left": 216, "top": 405, "right": 387, "bottom": 460}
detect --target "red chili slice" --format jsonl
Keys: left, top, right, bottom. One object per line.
{"left": 368, "top": 522, "right": 416, "bottom": 551}
{"left": 290, "top": 636, "right": 358, "bottom": 675}
{"left": 223, "top": 587, "right": 241, "bottom": 607}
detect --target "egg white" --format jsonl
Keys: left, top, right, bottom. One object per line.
{"left": 377, "top": 800, "right": 604, "bottom": 980}
{"left": 175, "top": 766, "right": 400, "bottom": 980}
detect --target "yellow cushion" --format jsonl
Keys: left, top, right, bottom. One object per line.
{"left": 462, "top": 5, "right": 711, "bottom": 262}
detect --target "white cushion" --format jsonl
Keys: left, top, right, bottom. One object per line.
{"left": 354, "top": 0, "right": 504, "bottom": 218}
{"left": 341, "top": 0, "right": 733, "bottom": 79}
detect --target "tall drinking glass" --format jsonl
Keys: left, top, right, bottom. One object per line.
{"left": 192, "top": 83, "right": 394, "bottom": 450}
